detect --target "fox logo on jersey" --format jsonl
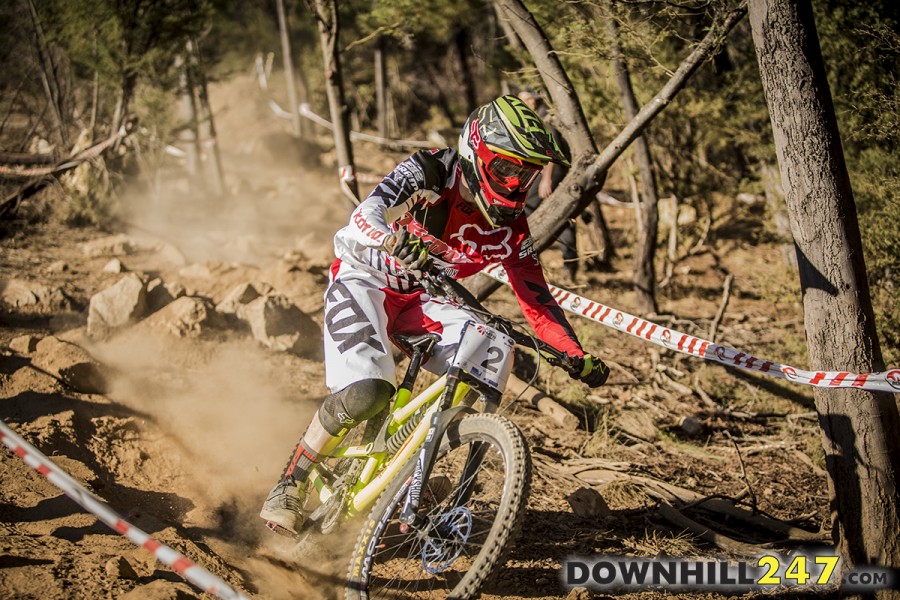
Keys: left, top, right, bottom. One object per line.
{"left": 450, "top": 224, "right": 513, "bottom": 261}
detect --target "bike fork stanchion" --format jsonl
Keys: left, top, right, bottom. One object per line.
{"left": 399, "top": 368, "right": 465, "bottom": 527}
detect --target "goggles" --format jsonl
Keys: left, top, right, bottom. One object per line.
{"left": 475, "top": 145, "right": 542, "bottom": 194}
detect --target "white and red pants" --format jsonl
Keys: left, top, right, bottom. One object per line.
{"left": 322, "top": 262, "right": 481, "bottom": 393}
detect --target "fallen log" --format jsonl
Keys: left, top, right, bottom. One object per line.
{"left": 506, "top": 373, "right": 580, "bottom": 430}
{"left": 568, "top": 462, "right": 828, "bottom": 543}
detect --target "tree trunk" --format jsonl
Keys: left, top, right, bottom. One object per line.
{"left": 276, "top": 0, "right": 303, "bottom": 138}
{"left": 493, "top": 2, "right": 525, "bottom": 55}
{"left": 188, "top": 38, "right": 227, "bottom": 197}
{"left": 175, "top": 53, "right": 199, "bottom": 180}
{"left": 309, "top": 0, "right": 358, "bottom": 206}
{"left": 749, "top": 0, "right": 900, "bottom": 582}
{"left": 494, "top": 0, "right": 614, "bottom": 262}
{"left": 607, "top": 15, "right": 660, "bottom": 314}
{"left": 26, "top": 0, "right": 68, "bottom": 147}
{"left": 760, "top": 161, "right": 796, "bottom": 266}
{"left": 374, "top": 36, "right": 388, "bottom": 140}
{"left": 454, "top": 29, "right": 477, "bottom": 112}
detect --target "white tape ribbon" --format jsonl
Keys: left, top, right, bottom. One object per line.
{"left": 0, "top": 420, "right": 250, "bottom": 600}
{"left": 481, "top": 263, "right": 900, "bottom": 394}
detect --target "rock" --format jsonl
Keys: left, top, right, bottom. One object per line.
{"left": 87, "top": 274, "right": 148, "bottom": 338}
{"left": 45, "top": 260, "right": 68, "bottom": 273}
{"left": 9, "top": 334, "right": 40, "bottom": 354}
{"left": 104, "top": 556, "right": 139, "bottom": 580}
{"left": 51, "top": 456, "right": 97, "bottom": 487}
{"left": 146, "top": 278, "right": 186, "bottom": 313}
{"left": 678, "top": 415, "right": 702, "bottom": 436}
{"left": 566, "top": 587, "right": 593, "bottom": 600}
{"left": 0, "top": 279, "right": 73, "bottom": 311}
{"left": 153, "top": 241, "right": 188, "bottom": 267}
{"left": 32, "top": 336, "right": 107, "bottom": 393}
{"left": 215, "top": 282, "right": 270, "bottom": 316}
{"left": 178, "top": 263, "right": 214, "bottom": 280}
{"left": 141, "top": 296, "right": 223, "bottom": 338}
{"left": 80, "top": 234, "right": 135, "bottom": 257}
{"left": 737, "top": 192, "right": 765, "bottom": 205}
{"left": 613, "top": 409, "right": 659, "bottom": 442}
{"left": 103, "top": 258, "right": 125, "bottom": 273}
{"left": 240, "top": 294, "right": 321, "bottom": 357}
{"left": 119, "top": 580, "right": 201, "bottom": 599}
{"left": 566, "top": 486, "right": 611, "bottom": 519}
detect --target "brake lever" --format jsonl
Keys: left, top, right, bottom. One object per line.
{"left": 421, "top": 267, "right": 582, "bottom": 377}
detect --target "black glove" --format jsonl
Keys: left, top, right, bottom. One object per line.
{"left": 569, "top": 353, "right": 610, "bottom": 388}
{"left": 384, "top": 227, "right": 432, "bottom": 272}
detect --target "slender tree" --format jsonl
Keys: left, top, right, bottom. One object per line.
{"left": 188, "top": 38, "right": 226, "bottom": 196}
{"left": 749, "top": 0, "right": 900, "bottom": 583}
{"left": 309, "top": 0, "right": 359, "bottom": 206}
{"left": 374, "top": 35, "right": 388, "bottom": 139}
{"left": 276, "top": 0, "right": 303, "bottom": 138}
{"left": 175, "top": 51, "right": 199, "bottom": 179}
{"left": 607, "top": 13, "right": 660, "bottom": 314}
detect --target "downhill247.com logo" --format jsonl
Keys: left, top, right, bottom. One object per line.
{"left": 562, "top": 553, "right": 897, "bottom": 593}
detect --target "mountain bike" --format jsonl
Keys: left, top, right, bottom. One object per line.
{"left": 292, "top": 268, "right": 582, "bottom": 599}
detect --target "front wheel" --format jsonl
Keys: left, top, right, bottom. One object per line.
{"left": 345, "top": 413, "right": 531, "bottom": 600}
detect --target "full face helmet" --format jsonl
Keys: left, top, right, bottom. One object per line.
{"left": 458, "top": 95, "right": 570, "bottom": 227}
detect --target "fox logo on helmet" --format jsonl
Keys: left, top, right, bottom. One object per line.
{"left": 887, "top": 370, "right": 900, "bottom": 390}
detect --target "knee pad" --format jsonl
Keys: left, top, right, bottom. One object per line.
{"left": 319, "top": 379, "right": 395, "bottom": 436}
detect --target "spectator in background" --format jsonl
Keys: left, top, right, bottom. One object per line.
{"left": 517, "top": 90, "right": 579, "bottom": 284}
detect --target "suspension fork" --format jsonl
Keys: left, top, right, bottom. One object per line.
{"left": 398, "top": 368, "right": 496, "bottom": 527}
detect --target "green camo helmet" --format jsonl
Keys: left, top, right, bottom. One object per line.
{"left": 458, "top": 95, "right": 570, "bottom": 227}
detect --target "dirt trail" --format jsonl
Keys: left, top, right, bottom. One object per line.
{"left": 0, "top": 73, "right": 828, "bottom": 599}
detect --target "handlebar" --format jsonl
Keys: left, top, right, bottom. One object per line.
{"left": 382, "top": 230, "right": 583, "bottom": 377}
{"left": 419, "top": 267, "right": 582, "bottom": 376}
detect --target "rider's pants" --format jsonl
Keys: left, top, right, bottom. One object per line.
{"left": 322, "top": 263, "right": 481, "bottom": 396}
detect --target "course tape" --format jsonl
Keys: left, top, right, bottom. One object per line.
{"left": 0, "top": 420, "right": 250, "bottom": 600}
{"left": 481, "top": 263, "right": 900, "bottom": 394}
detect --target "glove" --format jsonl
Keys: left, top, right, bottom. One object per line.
{"left": 570, "top": 353, "right": 610, "bottom": 388}
{"left": 383, "top": 227, "right": 432, "bottom": 272}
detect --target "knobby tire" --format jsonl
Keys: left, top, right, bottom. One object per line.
{"left": 345, "top": 413, "right": 531, "bottom": 600}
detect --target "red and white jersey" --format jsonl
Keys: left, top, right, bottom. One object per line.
{"left": 332, "top": 148, "right": 584, "bottom": 357}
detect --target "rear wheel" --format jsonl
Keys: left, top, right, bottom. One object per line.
{"left": 345, "top": 413, "right": 531, "bottom": 599}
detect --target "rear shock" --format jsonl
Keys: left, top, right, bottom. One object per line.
{"left": 384, "top": 411, "right": 426, "bottom": 455}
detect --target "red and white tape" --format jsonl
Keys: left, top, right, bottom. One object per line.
{"left": 0, "top": 420, "right": 250, "bottom": 600}
{"left": 482, "top": 263, "right": 900, "bottom": 394}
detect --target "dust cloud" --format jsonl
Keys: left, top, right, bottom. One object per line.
{"left": 119, "top": 72, "right": 350, "bottom": 267}
{"left": 88, "top": 328, "right": 320, "bottom": 520}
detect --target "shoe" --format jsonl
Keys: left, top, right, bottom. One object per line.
{"left": 260, "top": 479, "right": 306, "bottom": 537}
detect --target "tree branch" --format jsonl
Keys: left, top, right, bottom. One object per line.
{"left": 470, "top": 5, "right": 748, "bottom": 299}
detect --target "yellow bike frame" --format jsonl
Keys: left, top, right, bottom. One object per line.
{"left": 306, "top": 375, "right": 473, "bottom": 516}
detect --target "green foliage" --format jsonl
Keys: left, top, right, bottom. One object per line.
{"left": 40, "top": 0, "right": 209, "bottom": 88}
{"left": 363, "top": 0, "right": 483, "bottom": 44}
{"left": 813, "top": 0, "right": 900, "bottom": 363}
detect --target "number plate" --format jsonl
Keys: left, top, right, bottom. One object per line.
{"left": 451, "top": 322, "right": 514, "bottom": 390}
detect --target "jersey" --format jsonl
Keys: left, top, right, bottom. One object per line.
{"left": 332, "top": 148, "right": 584, "bottom": 358}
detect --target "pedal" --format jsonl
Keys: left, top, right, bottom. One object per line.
{"left": 265, "top": 520, "right": 301, "bottom": 540}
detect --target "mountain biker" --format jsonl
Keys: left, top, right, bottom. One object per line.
{"left": 260, "top": 95, "right": 610, "bottom": 537}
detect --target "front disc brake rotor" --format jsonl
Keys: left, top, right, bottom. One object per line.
{"left": 421, "top": 506, "right": 472, "bottom": 574}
